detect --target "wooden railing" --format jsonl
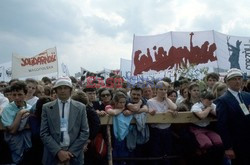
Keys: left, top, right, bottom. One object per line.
{"left": 0, "top": 112, "right": 217, "bottom": 165}
{"left": 0, "top": 112, "right": 216, "bottom": 130}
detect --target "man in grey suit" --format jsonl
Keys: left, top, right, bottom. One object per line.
{"left": 40, "top": 76, "right": 89, "bottom": 164}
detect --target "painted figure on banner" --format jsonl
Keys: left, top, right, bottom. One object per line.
{"left": 227, "top": 37, "right": 242, "bottom": 69}
{"left": 133, "top": 32, "right": 217, "bottom": 75}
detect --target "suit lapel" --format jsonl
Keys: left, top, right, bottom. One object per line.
{"left": 225, "top": 91, "right": 241, "bottom": 112}
{"left": 48, "top": 100, "right": 60, "bottom": 134}
{"left": 68, "top": 100, "right": 80, "bottom": 132}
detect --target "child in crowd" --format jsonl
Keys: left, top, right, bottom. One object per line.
{"left": 105, "top": 91, "right": 127, "bottom": 116}
{"left": 105, "top": 91, "right": 131, "bottom": 165}
{"left": 190, "top": 91, "right": 222, "bottom": 151}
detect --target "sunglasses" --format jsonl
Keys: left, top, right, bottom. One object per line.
{"left": 101, "top": 93, "right": 111, "bottom": 97}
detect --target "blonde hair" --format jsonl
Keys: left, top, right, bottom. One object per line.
{"left": 155, "top": 81, "right": 169, "bottom": 89}
{"left": 212, "top": 81, "right": 227, "bottom": 98}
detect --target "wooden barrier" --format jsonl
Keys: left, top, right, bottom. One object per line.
{"left": 99, "top": 112, "right": 217, "bottom": 125}
{"left": 99, "top": 112, "right": 216, "bottom": 165}
{"left": 0, "top": 112, "right": 216, "bottom": 130}
{"left": 0, "top": 112, "right": 217, "bottom": 165}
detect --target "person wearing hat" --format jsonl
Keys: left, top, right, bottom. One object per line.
{"left": 216, "top": 68, "right": 250, "bottom": 165}
{"left": 40, "top": 76, "right": 89, "bottom": 165}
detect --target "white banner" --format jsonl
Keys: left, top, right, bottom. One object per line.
{"left": 131, "top": 30, "right": 250, "bottom": 78}
{"left": 12, "top": 47, "right": 58, "bottom": 79}
{"left": 120, "top": 58, "right": 131, "bottom": 79}
{"left": 0, "top": 62, "right": 12, "bottom": 82}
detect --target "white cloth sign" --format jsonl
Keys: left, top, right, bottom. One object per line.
{"left": 131, "top": 30, "right": 250, "bottom": 77}
{"left": 12, "top": 47, "right": 58, "bottom": 78}
{"left": 0, "top": 62, "right": 12, "bottom": 82}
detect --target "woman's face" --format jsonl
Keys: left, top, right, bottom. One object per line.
{"left": 51, "top": 89, "right": 57, "bottom": 100}
{"left": 183, "top": 88, "right": 189, "bottom": 98}
{"left": 189, "top": 86, "right": 200, "bottom": 99}
{"left": 115, "top": 97, "right": 126, "bottom": 109}
{"left": 100, "top": 90, "right": 112, "bottom": 103}
{"left": 157, "top": 86, "right": 168, "bottom": 98}
{"left": 168, "top": 92, "right": 177, "bottom": 103}
{"left": 27, "top": 82, "right": 37, "bottom": 96}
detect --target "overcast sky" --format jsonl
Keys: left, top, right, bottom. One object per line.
{"left": 1, "top": 0, "right": 250, "bottom": 75}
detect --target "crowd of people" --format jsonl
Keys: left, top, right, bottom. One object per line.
{"left": 0, "top": 68, "right": 250, "bottom": 165}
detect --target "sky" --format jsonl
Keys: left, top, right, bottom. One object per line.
{"left": 1, "top": 0, "right": 250, "bottom": 76}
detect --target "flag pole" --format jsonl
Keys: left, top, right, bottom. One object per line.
{"left": 55, "top": 46, "right": 59, "bottom": 78}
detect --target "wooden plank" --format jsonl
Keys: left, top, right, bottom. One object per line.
{"left": 100, "top": 112, "right": 217, "bottom": 125}
{"left": 0, "top": 112, "right": 217, "bottom": 130}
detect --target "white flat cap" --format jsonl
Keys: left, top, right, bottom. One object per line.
{"left": 226, "top": 68, "right": 243, "bottom": 81}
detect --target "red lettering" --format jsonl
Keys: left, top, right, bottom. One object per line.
{"left": 21, "top": 58, "right": 27, "bottom": 66}
{"left": 19, "top": 54, "right": 57, "bottom": 67}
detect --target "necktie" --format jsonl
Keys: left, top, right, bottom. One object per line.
{"left": 61, "top": 101, "right": 66, "bottom": 143}
{"left": 238, "top": 92, "right": 244, "bottom": 103}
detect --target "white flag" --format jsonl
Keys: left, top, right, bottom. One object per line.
{"left": 61, "top": 63, "right": 70, "bottom": 76}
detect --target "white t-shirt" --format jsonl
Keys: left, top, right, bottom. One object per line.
{"left": 147, "top": 98, "right": 171, "bottom": 129}
{"left": 191, "top": 102, "right": 216, "bottom": 127}
{"left": 26, "top": 96, "right": 39, "bottom": 107}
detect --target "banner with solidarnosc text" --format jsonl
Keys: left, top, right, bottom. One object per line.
{"left": 131, "top": 30, "right": 250, "bottom": 78}
{"left": 12, "top": 47, "right": 58, "bottom": 78}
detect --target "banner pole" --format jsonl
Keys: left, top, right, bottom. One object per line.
{"left": 55, "top": 46, "right": 59, "bottom": 78}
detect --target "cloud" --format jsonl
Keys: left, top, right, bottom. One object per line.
{"left": 1, "top": 0, "right": 250, "bottom": 77}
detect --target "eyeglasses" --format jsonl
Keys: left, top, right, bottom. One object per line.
{"left": 101, "top": 94, "right": 111, "bottom": 97}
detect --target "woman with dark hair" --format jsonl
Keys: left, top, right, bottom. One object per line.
{"left": 178, "top": 82, "right": 200, "bottom": 112}
{"left": 167, "top": 89, "right": 178, "bottom": 103}
{"left": 173, "top": 83, "right": 201, "bottom": 164}
{"left": 95, "top": 88, "right": 113, "bottom": 116}
{"left": 28, "top": 96, "right": 52, "bottom": 164}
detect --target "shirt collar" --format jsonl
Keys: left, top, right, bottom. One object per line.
{"left": 58, "top": 98, "right": 71, "bottom": 104}
{"left": 14, "top": 101, "right": 27, "bottom": 109}
{"left": 228, "top": 88, "right": 240, "bottom": 97}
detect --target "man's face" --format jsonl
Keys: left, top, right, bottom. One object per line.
{"left": 142, "top": 87, "right": 153, "bottom": 100}
{"left": 227, "top": 76, "right": 243, "bottom": 92}
{"left": 207, "top": 77, "right": 217, "bottom": 89}
{"left": 86, "top": 91, "right": 96, "bottom": 102}
{"left": 55, "top": 85, "right": 71, "bottom": 101}
{"left": 130, "top": 90, "right": 142, "bottom": 103}
{"left": 12, "top": 90, "right": 26, "bottom": 107}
